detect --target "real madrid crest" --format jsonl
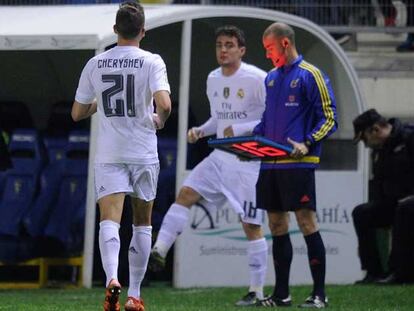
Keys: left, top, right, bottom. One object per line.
{"left": 237, "top": 88, "right": 244, "bottom": 99}
{"left": 223, "top": 87, "right": 230, "bottom": 99}
{"left": 290, "top": 79, "right": 299, "bottom": 88}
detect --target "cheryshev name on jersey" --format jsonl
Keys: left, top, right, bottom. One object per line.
{"left": 97, "top": 58, "right": 144, "bottom": 69}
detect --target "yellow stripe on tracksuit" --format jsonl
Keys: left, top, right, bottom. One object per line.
{"left": 299, "top": 62, "right": 335, "bottom": 141}
{"left": 263, "top": 156, "right": 320, "bottom": 164}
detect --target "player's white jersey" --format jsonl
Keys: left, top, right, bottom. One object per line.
{"left": 75, "top": 45, "right": 170, "bottom": 164}
{"left": 205, "top": 62, "right": 266, "bottom": 165}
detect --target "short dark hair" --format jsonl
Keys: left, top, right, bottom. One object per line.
{"left": 352, "top": 109, "right": 388, "bottom": 143}
{"left": 215, "top": 25, "right": 246, "bottom": 47}
{"left": 263, "top": 22, "right": 295, "bottom": 46}
{"left": 120, "top": 0, "right": 140, "bottom": 9}
{"left": 115, "top": 1, "right": 145, "bottom": 40}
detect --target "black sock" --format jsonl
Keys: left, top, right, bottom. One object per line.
{"left": 272, "top": 234, "right": 292, "bottom": 299}
{"left": 304, "top": 231, "right": 326, "bottom": 299}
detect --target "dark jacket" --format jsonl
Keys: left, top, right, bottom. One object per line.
{"left": 371, "top": 119, "right": 414, "bottom": 202}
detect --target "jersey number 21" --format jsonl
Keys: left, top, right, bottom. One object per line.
{"left": 101, "top": 74, "right": 136, "bottom": 117}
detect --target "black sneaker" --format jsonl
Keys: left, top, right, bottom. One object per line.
{"left": 354, "top": 274, "right": 381, "bottom": 285}
{"left": 376, "top": 273, "right": 403, "bottom": 285}
{"left": 148, "top": 250, "right": 166, "bottom": 272}
{"left": 235, "top": 292, "right": 259, "bottom": 306}
{"left": 256, "top": 295, "right": 292, "bottom": 307}
{"left": 298, "top": 295, "right": 328, "bottom": 309}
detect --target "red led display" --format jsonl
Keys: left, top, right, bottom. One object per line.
{"left": 208, "top": 136, "right": 293, "bottom": 160}
{"left": 231, "top": 141, "right": 288, "bottom": 158}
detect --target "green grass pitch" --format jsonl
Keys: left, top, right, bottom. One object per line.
{"left": 0, "top": 283, "right": 413, "bottom": 310}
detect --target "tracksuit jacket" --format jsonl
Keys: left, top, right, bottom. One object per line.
{"left": 371, "top": 119, "right": 414, "bottom": 202}
{"left": 253, "top": 55, "right": 338, "bottom": 169}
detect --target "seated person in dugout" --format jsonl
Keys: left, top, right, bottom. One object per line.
{"left": 352, "top": 109, "right": 414, "bottom": 284}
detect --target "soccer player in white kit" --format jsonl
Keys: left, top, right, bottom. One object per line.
{"left": 149, "top": 25, "right": 268, "bottom": 306}
{"left": 71, "top": 2, "right": 171, "bottom": 311}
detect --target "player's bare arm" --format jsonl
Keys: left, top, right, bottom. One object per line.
{"left": 153, "top": 90, "right": 171, "bottom": 129}
{"left": 71, "top": 100, "right": 97, "bottom": 122}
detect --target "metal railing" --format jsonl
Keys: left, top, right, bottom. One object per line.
{"left": 193, "top": 0, "right": 414, "bottom": 32}
{"left": 1, "top": 0, "right": 413, "bottom": 32}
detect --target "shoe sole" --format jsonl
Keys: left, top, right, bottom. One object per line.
{"left": 256, "top": 300, "right": 292, "bottom": 307}
{"left": 125, "top": 299, "right": 145, "bottom": 311}
{"left": 235, "top": 300, "right": 257, "bottom": 306}
{"left": 106, "top": 286, "right": 121, "bottom": 311}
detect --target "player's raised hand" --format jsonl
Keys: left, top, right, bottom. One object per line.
{"left": 187, "top": 127, "right": 203, "bottom": 143}
{"left": 223, "top": 125, "right": 235, "bottom": 138}
{"left": 287, "top": 137, "right": 309, "bottom": 158}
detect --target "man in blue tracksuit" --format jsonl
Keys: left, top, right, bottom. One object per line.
{"left": 254, "top": 22, "right": 337, "bottom": 309}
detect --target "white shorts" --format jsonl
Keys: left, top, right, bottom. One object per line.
{"left": 183, "top": 154, "right": 263, "bottom": 225}
{"left": 94, "top": 163, "right": 160, "bottom": 202}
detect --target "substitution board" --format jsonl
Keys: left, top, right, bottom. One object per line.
{"left": 208, "top": 136, "right": 293, "bottom": 160}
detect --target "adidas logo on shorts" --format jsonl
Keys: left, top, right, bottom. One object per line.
{"left": 99, "top": 185, "right": 106, "bottom": 193}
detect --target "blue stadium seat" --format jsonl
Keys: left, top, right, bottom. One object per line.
{"left": 23, "top": 137, "right": 67, "bottom": 238}
{"left": 44, "top": 136, "right": 67, "bottom": 165}
{"left": 8, "top": 129, "right": 46, "bottom": 175}
{"left": 44, "top": 177, "right": 87, "bottom": 253}
{"left": 64, "top": 130, "right": 89, "bottom": 174}
{"left": 43, "top": 130, "right": 89, "bottom": 253}
{"left": 0, "top": 129, "right": 45, "bottom": 237}
{"left": 0, "top": 174, "right": 36, "bottom": 237}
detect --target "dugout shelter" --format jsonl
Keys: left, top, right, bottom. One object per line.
{"left": 0, "top": 4, "right": 367, "bottom": 287}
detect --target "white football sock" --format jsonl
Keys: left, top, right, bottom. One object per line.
{"left": 99, "top": 220, "right": 121, "bottom": 287}
{"left": 247, "top": 237, "right": 268, "bottom": 299}
{"left": 153, "top": 203, "right": 190, "bottom": 257}
{"left": 127, "top": 225, "right": 152, "bottom": 299}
